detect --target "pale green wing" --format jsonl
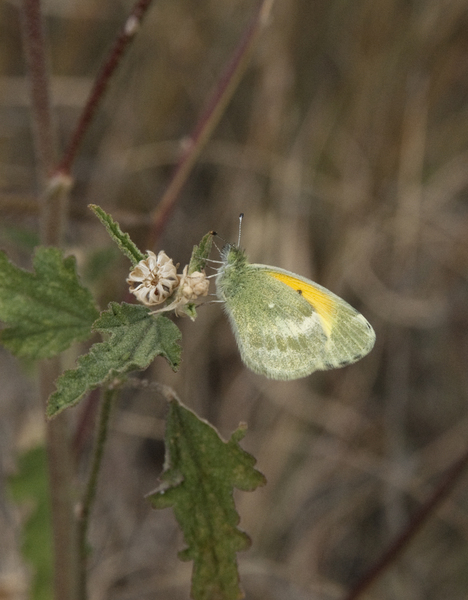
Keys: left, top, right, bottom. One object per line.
{"left": 220, "top": 264, "right": 375, "bottom": 380}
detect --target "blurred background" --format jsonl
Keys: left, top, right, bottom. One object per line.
{"left": 1, "top": 0, "right": 468, "bottom": 599}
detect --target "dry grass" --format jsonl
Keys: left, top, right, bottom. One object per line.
{"left": 1, "top": 0, "right": 468, "bottom": 598}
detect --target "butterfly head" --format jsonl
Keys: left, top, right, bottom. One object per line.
{"left": 214, "top": 213, "right": 248, "bottom": 273}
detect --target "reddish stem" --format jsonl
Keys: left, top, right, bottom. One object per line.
{"left": 72, "top": 389, "right": 101, "bottom": 461}
{"left": 20, "top": 0, "right": 56, "bottom": 177}
{"left": 20, "top": 3, "right": 79, "bottom": 599}
{"left": 344, "top": 445, "right": 468, "bottom": 600}
{"left": 146, "top": 0, "right": 274, "bottom": 249}
{"left": 57, "top": 0, "right": 154, "bottom": 175}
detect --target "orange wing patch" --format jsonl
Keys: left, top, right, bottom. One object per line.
{"left": 268, "top": 271, "right": 337, "bottom": 337}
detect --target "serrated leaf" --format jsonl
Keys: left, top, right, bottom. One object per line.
{"left": 148, "top": 399, "right": 266, "bottom": 600}
{"left": 89, "top": 204, "right": 145, "bottom": 265}
{"left": 0, "top": 248, "right": 99, "bottom": 360}
{"left": 188, "top": 231, "right": 214, "bottom": 274}
{"left": 47, "top": 302, "right": 181, "bottom": 418}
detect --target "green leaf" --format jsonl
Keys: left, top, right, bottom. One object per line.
{"left": 8, "top": 446, "right": 52, "bottom": 600}
{"left": 46, "top": 302, "right": 181, "bottom": 418}
{"left": 188, "top": 231, "right": 214, "bottom": 274}
{"left": 89, "top": 204, "right": 145, "bottom": 265}
{"left": 0, "top": 247, "right": 99, "bottom": 360}
{"left": 148, "top": 399, "right": 266, "bottom": 600}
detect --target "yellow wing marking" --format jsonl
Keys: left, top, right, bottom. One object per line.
{"left": 268, "top": 271, "right": 337, "bottom": 337}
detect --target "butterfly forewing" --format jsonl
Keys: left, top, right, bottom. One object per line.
{"left": 265, "top": 266, "right": 375, "bottom": 368}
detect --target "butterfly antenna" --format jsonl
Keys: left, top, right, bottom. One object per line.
{"left": 237, "top": 213, "right": 244, "bottom": 247}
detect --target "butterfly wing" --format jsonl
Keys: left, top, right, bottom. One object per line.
{"left": 220, "top": 264, "right": 375, "bottom": 380}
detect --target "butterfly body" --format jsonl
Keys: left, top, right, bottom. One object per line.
{"left": 215, "top": 244, "right": 375, "bottom": 380}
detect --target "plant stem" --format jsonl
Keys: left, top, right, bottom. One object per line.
{"left": 77, "top": 386, "right": 116, "bottom": 600}
{"left": 57, "top": 0, "right": 154, "bottom": 175}
{"left": 41, "top": 359, "right": 79, "bottom": 600}
{"left": 20, "top": 0, "right": 56, "bottom": 179}
{"left": 20, "top": 2, "right": 79, "bottom": 599}
{"left": 344, "top": 444, "right": 468, "bottom": 600}
{"left": 146, "top": 0, "right": 275, "bottom": 248}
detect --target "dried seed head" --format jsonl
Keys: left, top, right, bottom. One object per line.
{"left": 178, "top": 266, "right": 210, "bottom": 301}
{"left": 127, "top": 251, "right": 179, "bottom": 306}
{"left": 172, "top": 266, "right": 210, "bottom": 316}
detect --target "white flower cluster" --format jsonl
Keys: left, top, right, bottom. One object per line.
{"left": 127, "top": 250, "right": 209, "bottom": 316}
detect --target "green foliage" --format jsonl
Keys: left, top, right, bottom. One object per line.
{"left": 0, "top": 247, "right": 99, "bottom": 360}
{"left": 89, "top": 204, "right": 146, "bottom": 265}
{"left": 188, "top": 231, "right": 214, "bottom": 274}
{"left": 8, "top": 446, "right": 52, "bottom": 600}
{"left": 148, "top": 399, "right": 266, "bottom": 600}
{"left": 47, "top": 302, "right": 181, "bottom": 418}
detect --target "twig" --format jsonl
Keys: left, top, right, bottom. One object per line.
{"left": 72, "top": 389, "right": 101, "bottom": 461}
{"left": 20, "top": 2, "right": 79, "bottom": 599}
{"left": 57, "top": 0, "right": 155, "bottom": 175}
{"left": 146, "top": 0, "right": 275, "bottom": 248}
{"left": 20, "top": 0, "right": 56, "bottom": 178}
{"left": 41, "top": 358, "right": 79, "bottom": 600}
{"left": 344, "top": 444, "right": 468, "bottom": 600}
{"left": 77, "top": 386, "right": 117, "bottom": 600}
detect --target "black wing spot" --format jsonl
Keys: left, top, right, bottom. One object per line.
{"left": 297, "top": 289, "right": 303, "bottom": 295}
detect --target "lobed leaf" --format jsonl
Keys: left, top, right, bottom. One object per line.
{"left": 0, "top": 247, "right": 99, "bottom": 360}
{"left": 148, "top": 399, "right": 266, "bottom": 600}
{"left": 46, "top": 302, "right": 181, "bottom": 418}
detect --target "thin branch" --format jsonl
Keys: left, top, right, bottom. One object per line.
{"left": 20, "top": 0, "right": 56, "bottom": 178}
{"left": 72, "top": 389, "right": 101, "bottom": 461}
{"left": 344, "top": 444, "right": 468, "bottom": 600}
{"left": 20, "top": 0, "right": 72, "bottom": 246}
{"left": 21, "top": 3, "right": 79, "bottom": 600}
{"left": 146, "top": 0, "right": 275, "bottom": 249}
{"left": 42, "top": 358, "right": 79, "bottom": 600}
{"left": 77, "top": 386, "right": 117, "bottom": 600}
{"left": 57, "top": 0, "right": 155, "bottom": 175}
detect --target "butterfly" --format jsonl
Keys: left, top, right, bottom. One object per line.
{"left": 215, "top": 220, "right": 375, "bottom": 380}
